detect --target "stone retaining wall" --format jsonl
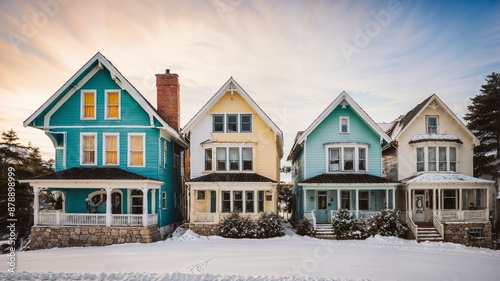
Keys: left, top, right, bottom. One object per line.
{"left": 187, "top": 223, "right": 219, "bottom": 236}
{"left": 29, "top": 225, "right": 161, "bottom": 250}
{"left": 444, "top": 222, "right": 492, "bottom": 248}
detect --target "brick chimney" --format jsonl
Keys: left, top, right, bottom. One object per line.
{"left": 156, "top": 69, "right": 180, "bottom": 131}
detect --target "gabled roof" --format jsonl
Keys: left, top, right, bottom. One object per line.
{"left": 300, "top": 173, "right": 399, "bottom": 184}
{"left": 187, "top": 172, "right": 277, "bottom": 183}
{"left": 23, "top": 52, "right": 187, "bottom": 147}
{"left": 385, "top": 94, "right": 479, "bottom": 146}
{"left": 287, "top": 91, "right": 391, "bottom": 161}
{"left": 181, "top": 77, "right": 283, "bottom": 158}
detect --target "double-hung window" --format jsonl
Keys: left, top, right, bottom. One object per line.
{"left": 216, "top": 147, "right": 227, "bottom": 171}
{"left": 240, "top": 114, "right": 252, "bottom": 132}
{"left": 416, "top": 147, "right": 425, "bottom": 172}
{"left": 359, "top": 191, "right": 369, "bottom": 210}
{"left": 341, "top": 191, "right": 350, "bottom": 209}
{"left": 246, "top": 191, "right": 254, "bottom": 213}
{"left": 428, "top": 147, "right": 436, "bottom": 171}
{"left": 340, "top": 117, "right": 349, "bottom": 133}
{"left": 427, "top": 116, "right": 438, "bottom": 134}
{"left": 222, "top": 191, "right": 231, "bottom": 213}
{"left": 105, "top": 90, "right": 120, "bottom": 119}
{"left": 212, "top": 114, "right": 253, "bottom": 133}
{"left": 329, "top": 148, "right": 340, "bottom": 172}
{"left": 229, "top": 147, "right": 239, "bottom": 170}
{"left": 443, "top": 189, "right": 456, "bottom": 209}
{"left": 438, "top": 147, "right": 447, "bottom": 171}
{"left": 81, "top": 90, "right": 96, "bottom": 119}
{"left": 205, "top": 148, "right": 212, "bottom": 171}
{"left": 416, "top": 146, "right": 458, "bottom": 172}
{"left": 81, "top": 133, "right": 97, "bottom": 165}
{"left": 103, "top": 133, "right": 119, "bottom": 165}
{"left": 449, "top": 147, "right": 457, "bottom": 172}
{"left": 343, "top": 148, "right": 354, "bottom": 171}
{"left": 327, "top": 146, "right": 367, "bottom": 172}
{"left": 358, "top": 148, "right": 366, "bottom": 171}
{"left": 161, "top": 192, "right": 167, "bottom": 210}
{"left": 226, "top": 114, "right": 238, "bottom": 133}
{"left": 129, "top": 133, "right": 145, "bottom": 166}
{"left": 242, "top": 148, "right": 253, "bottom": 170}
{"left": 213, "top": 114, "right": 224, "bottom": 133}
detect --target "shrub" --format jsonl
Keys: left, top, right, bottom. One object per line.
{"left": 331, "top": 209, "right": 361, "bottom": 239}
{"left": 217, "top": 212, "right": 256, "bottom": 238}
{"left": 295, "top": 218, "right": 315, "bottom": 237}
{"left": 256, "top": 213, "right": 284, "bottom": 238}
{"left": 365, "top": 209, "right": 408, "bottom": 238}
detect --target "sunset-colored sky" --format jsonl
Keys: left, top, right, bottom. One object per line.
{"left": 1, "top": 0, "right": 499, "bottom": 164}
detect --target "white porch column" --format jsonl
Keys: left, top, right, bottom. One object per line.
{"left": 33, "top": 186, "right": 40, "bottom": 226}
{"left": 486, "top": 187, "right": 490, "bottom": 213}
{"left": 392, "top": 188, "right": 396, "bottom": 210}
{"left": 142, "top": 187, "right": 149, "bottom": 227}
{"left": 254, "top": 190, "right": 258, "bottom": 214}
{"left": 385, "top": 189, "right": 389, "bottom": 209}
{"left": 303, "top": 188, "right": 307, "bottom": 212}
{"left": 432, "top": 189, "right": 436, "bottom": 210}
{"left": 337, "top": 189, "right": 341, "bottom": 210}
{"left": 230, "top": 190, "right": 234, "bottom": 213}
{"left": 151, "top": 189, "right": 156, "bottom": 215}
{"left": 355, "top": 189, "right": 359, "bottom": 219}
{"left": 105, "top": 187, "right": 112, "bottom": 227}
{"left": 190, "top": 187, "right": 195, "bottom": 222}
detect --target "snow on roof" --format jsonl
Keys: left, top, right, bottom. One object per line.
{"left": 377, "top": 122, "right": 393, "bottom": 131}
{"left": 405, "top": 173, "right": 494, "bottom": 183}
{"left": 409, "top": 134, "right": 462, "bottom": 144}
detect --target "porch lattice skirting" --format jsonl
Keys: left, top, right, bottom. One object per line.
{"left": 29, "top": 225, "right": 160, "bottom": 250}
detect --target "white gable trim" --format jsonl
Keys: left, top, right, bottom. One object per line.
{"left": 295, "top": 91, "right": 391, "bottom": 147}
{"left": 181, "top": 77, "right": 283, "bottom": 151}
{"left": 393, "top": 94, "right": 479, "bottom": 146}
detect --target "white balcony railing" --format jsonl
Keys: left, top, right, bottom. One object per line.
{"left": 330, "top": 210, "right": 379, "bottom": 220}
{"left": 437, "top": 209, "right": 488, "bottom": 222}
{"left": 37, "top": 211, "right": 157, "bottom": 227}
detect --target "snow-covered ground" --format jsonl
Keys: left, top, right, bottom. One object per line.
{"left": 1, "top": 226, "right": 499, "bottom": 281}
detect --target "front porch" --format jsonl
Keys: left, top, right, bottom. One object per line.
{"left": 38, "top": 210, "right": 158, "bottom": 227}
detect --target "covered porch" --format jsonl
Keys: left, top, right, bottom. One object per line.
{"left": 22, "top": 167, "right": 163, "bottom": 227}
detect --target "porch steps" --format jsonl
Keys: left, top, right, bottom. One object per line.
{"left": 315, "top": 223, "right": 336, "bottom": 239}
{"left": 416, "top": 227, "right": 443, "bottom": 243}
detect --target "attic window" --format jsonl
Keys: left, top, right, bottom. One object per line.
{"left": 81, "top": 90, "right": 96, "bottom": 119}
{"left": 427, "top": 116, "right": 438, "bottom": 134}
{"left": 340, "top": 117, "right": 350, "bottom": 133}
{"left": 105, "top": 90, "right": 120, "bottom": 119}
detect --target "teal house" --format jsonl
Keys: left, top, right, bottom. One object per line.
{"left": 288, "top": 92, "right": 398, "bottom": 229}
{"left": 22, "top": 53, "right": 187, "bottom": 249}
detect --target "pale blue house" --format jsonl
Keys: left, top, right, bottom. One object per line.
{"left": 288, "top": 92, "right": 398, "bottom": 228}
{"left": 22, "top": 53, "right": 188, "bottom": 249}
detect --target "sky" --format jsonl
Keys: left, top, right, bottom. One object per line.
{"left": 0, "top": 0, "right": 499, "bottom": 164}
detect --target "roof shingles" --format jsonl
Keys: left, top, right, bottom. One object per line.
{"left": 300, "top": 173, "right": 399, "bottom": 184}
{"left": 189, "top": 173, "right": 277, "bottom": 183}
{"left": 30, "top": 167, "right": 153, "bottom": 181}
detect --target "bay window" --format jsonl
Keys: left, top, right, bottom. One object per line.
{"left": 213, "top": 146, "right": 253, "bottom": 172}
{"left": 229, "top": 147, "right": 239, "bottom": 170}
{"left": 216, "top": 147, "right": 227, "bottom": 171}
{"left": 415, "top": 145, "right": 459, "bottom": 173}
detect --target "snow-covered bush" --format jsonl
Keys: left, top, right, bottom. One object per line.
{"left": 295, "top": 218, "right": 315, "bottom": 237}
{"left": 217, "top": 213, "right": 256, "bottom": 238}
{"left": 331, "top": 209, "right": 361, "bottom": 239}
{"left": 255, "top": 213, "right": 284, "bottom": 238}
{"left": 365, "top": 209, "right": 408, "bottom": 238}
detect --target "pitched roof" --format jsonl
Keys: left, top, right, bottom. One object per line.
{"left": 188, "top": 173, "right": 277, "bottom": 183}
{"left": 181, "top": 77, "right": 283, "bottom": 159}
{"left": 27, "top": 167, "right": 154, "bottom": 181}
{"left": 287, "top": 91, "right": 391, "bottom": 161}
{"left": 385, "top": 94, "right": 479, "bottom": 146}
{"left": 23, "top": 52, "right": 187, "bottom": 147}
{"left": 300, "top": 173, "right": 399, "bottom": 184}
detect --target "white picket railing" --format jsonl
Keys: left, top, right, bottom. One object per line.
{"left": 433, "top": 212, "right": 444, "bottom": 238}
{"left": 191, "top": 213, "right": 217, "bottom": 223}
{"left": 38, "top": 211, "right": 157, "bottom": 226}
{"left": 437, "top": 210, "right": 488, "bottom": 222}
{"left": 330, "top": 210, "right": 379, "bottom": 220}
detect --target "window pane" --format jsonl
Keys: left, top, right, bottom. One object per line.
{"left": 245, "top": 191, "right": 254, "bottom": 213}
{"left": 83, "top": 135, "right": 95, "bottom": 164}
{"left": 329, "top": 148, "right": 340, "bottom": 171}
{"left": 258, "top": 191, "right": 264, "bottom": 212}
{"left": 213, "top": 115, "right": 224, "bottom": 132}
{"left": 226, "top": 114, "right": 238, "bottom": 132}
{"left": 242, "top": 147, "right": 253, "bottom": 170}
{"left": 427, "top": 116, "right": 438, "bottom": 134}
{"left": 359, "top": 191, "right": 369, "bottom": 210}
{"left": 449, "top": 147, "right": 456, "bottom": 172}
{"left": 83, "top": 92, "right": 95, "bottom": 118}
{"left": 443, "top": 189, "right": 456, "bottom": 209}
{"left": 341, "top": 191, "right": 350, "bottom": 209}
{"left": 105, "top": 135, "right": 118, "bottom": 164}
{"left": 428, "top": 147, "right": 436, "bottom": 171}
{"left": 439, "top": 147, "right": 447, "bottom": 171}
{"left": 216, "top": 147, "right": 226, "bottom": 171}
{"left": 417, "top": 147, "right": 424, "bottom": 172}
{"left": 229, "top": 147, "right": 239, "bottom": 170}
{"left": 340, "top": 117, "right": 349, "bottom": 133}
{"left": 205, "top": 149, "right": 212, "bottom": 171}
{"left": 233, "top": 191, "right": 243, "bottom": 213}
{"left": 130, "top": 135, "right": 144, "bottom": 165}
{"left": 107, "top": 92, "right": 119, "bottom": 118}
{"left": 222, "top": 191, "right": 230, "bottom": 213}
{"left": 197, "top": 190, "right": 205, "bottom": 200}
{"left": 240, "top": 114, "right": 252, "bottom": 132}
{"left": 358, "top": 148, "right": 366, "bottom": 171}
{"left": 344, "top": 148, "right": 354, "bottom": 171}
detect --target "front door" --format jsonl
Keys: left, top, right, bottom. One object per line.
{"left": 111, "top": 192, "right": 122, "bottom": 214}
{"left": 414, "top": 194, "right": 425, "bottom": 222}
{"left": 317, "top": 191, "right": 328, "bottom": 222}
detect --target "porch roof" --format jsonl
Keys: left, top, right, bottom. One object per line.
{"left": 402, "top": 173, "right": 494, "bottom": 184}
{"left": 188, "top": 173, "right": 277, "bottom": 183}
{"left": 300, "top": 173, "right": 399, "bottom": 184}
{"left": 28, "top": 167, "right": 153, "bottom": 180}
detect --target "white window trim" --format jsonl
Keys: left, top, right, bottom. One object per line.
{"left": 80, "top": 90, "right": 97, "bottom": 120}
{"left": 214, "top": 145, "right": 254, "bottom": 172}
{"left": 80, "top": 132, "right": 97, "bottom": 166}
{"left": 102, "top": 133, "right": 120, "bottom": 166}
{"left": 161, "top": 191, "right": 167, "bottom": 210}
{"left": 339, "top": 116, "right": 350, "bottom": 134}
{"left": 212, "top": 113, "right": 253, "bottom": 134}
{"left": 413, "top": 144, "right": 459, "bottom": 173}
{"left": 240, "top": 113, "right": 253, "bottom": 133}
{"left": 104, "top": 90, "right": 121, "bottom": 120}
{"left": 212, "top": 114, "right": 225, "bottom": 133}
{"left": 324, "top": 144, "right": 368, "bottom": 173}
{"left": 163, "top": 140, "right": 167, "bottom": 169}
{"left": 127, "top": 133, "right": 146, "bottom": 167}
{"left": 426, "top": 115, "right": 439, "bottom": 134}
{"left": 204, "top": 148, "right": 213, "bottom": 171}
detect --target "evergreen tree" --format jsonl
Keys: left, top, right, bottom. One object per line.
{"left": 464, "top": 72, "right": 500, "bottom": 186}
{"left": 278, "top": 185, "right": 292, "bottom": 219}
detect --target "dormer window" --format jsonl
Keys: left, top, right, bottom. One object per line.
{"left": 427, "top": 116, "right": 438, "bottom": 134}
{"left": 340, "top": 117, "right": 349, "bottom": 133}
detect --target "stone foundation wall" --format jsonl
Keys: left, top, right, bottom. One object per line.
{"left": 187, "top": 223, "right": 219, "bottom": 236}
{"left": 29, "top": 225, "right": 161, "bottom": 250}
{"left": 444, "top": 222, "right": 492, "bottom": 248}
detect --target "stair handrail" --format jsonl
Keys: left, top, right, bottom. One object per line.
{"left": 433, "top": 211, "right": 444, "bottom": 238}
{"left": 311, "top": 210, "right": 316, "bottom": 230}
{"left": 406, "top": 211, "right": 418, "bottom": 240}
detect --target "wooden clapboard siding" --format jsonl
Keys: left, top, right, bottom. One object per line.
{"left": 305, "top": 104, "right": 382, "bottom": 179}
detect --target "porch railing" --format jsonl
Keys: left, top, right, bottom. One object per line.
{"left": 304, "top": 210, "right": 316, "bottom": 230}
{"left": 330, "top": 210, "right": 379, "bottom": 220}
{"left": 436, "top": 209, "right": 488, "bottom": 222}
{"left": 191, "top": 213, "right": 217, "bottom": 224}
{"left": 38, "top": 211, "right": 157, "bottom": 226}
{"left": 432, "top": 212, "right": 444, "bottom": 238}
{"left": 406, "top": 211, "right": 418, "bottom": 240}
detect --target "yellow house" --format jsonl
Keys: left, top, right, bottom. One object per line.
{"left": 181, "top": 78, "right": 283, "bottom": 235}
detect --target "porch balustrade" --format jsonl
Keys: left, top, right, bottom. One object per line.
{"left": 304, "top": 210, "right": 316, "bottom": 230}
{"left": 190, "top": 212, "right": 264, "bottom": 224}
{"left": 436, "top": 209, "right": 488, "bottom": 222}
{"left": 38, "top": 211, "right": 157, "bottom": 227}
{"left": 330, "top": 210, "right": 379, "bottom": 220}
